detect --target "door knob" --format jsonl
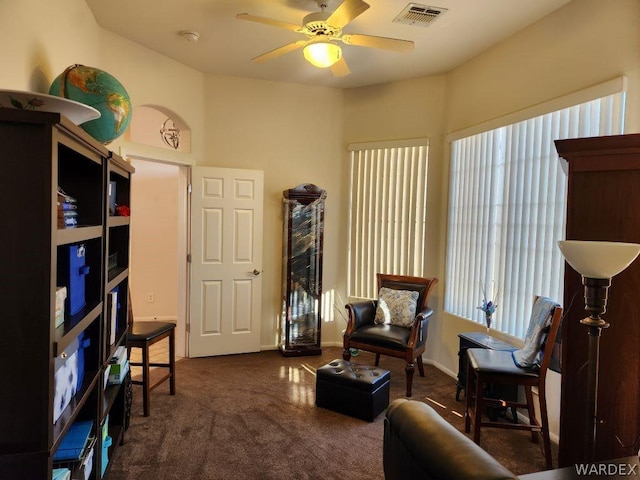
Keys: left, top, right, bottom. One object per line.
{"left": 252, "top": 269, "right": 261, "bottom": 276}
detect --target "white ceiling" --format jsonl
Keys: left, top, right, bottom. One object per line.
{"left": 85, "top": 0, "right": 571, "bottom": 89}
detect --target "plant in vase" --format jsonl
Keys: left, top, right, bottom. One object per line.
{"left": 477, "top": 284, "right": 499, "bottom": 332}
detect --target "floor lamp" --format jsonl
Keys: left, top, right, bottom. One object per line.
{"left": 558, "top": 240, "right": 640, "bottom": 462}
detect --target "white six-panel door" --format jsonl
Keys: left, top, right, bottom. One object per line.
{"left": 189, "top": 166, "right": 263, "bottom": 357}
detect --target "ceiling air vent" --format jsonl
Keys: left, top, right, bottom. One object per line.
{"left": 393, "top": 4, "right": 447, "bottom": 27}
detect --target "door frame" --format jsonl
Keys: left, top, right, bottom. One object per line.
{"left": 119, "top": 142, "right": 194, "bottom": 358}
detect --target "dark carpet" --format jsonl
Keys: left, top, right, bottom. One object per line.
{"left": 107, "top": 347, "right": 556, "bottom": 479}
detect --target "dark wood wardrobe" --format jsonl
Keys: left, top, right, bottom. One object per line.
{"left": 555, "top": 133, "right": 640, "bottom": 466}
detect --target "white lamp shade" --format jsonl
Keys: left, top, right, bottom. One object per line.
{"left": 303, "top": 42, "right": 341, "bottom": 68}
{"left": 558, "top": 240, "right": 640, "bottom": 279}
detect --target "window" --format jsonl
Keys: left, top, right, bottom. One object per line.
{"left": 347, "top": 139, "right": 429, "bottom": 299}
{"left": 445, "top": 91, "right": 626, "bottom": 338}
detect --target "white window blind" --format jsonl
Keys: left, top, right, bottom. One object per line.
{"left": 347, "top": 139, "right": 429, "bottom": 299}
{"left": 445, "top": 92, "right": 626, "bottom": 338}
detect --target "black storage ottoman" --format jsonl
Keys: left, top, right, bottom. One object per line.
{"left": 316, "top": 359, "right": 390, "bottom": 422}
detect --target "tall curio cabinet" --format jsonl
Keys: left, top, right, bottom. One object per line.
{"left": 280, "top": 184, "right": 326, "bottom": 357}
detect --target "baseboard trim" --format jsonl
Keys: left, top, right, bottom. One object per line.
{"left": 424, "top": 358, "right": 457, "bottom": 380}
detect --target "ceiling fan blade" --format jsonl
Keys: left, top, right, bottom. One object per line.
{"left": 326, "top": 0, "right": 370, "bottom": 29}
{"left": 330, "top": 56, "right": 351, "bottom": 77}
{"left": 236, "top": 13, "right": 302, "bottom": 33}
{"left": 341, "top": 34, "right": 414, "bottom": 52}
{"left": 252, "top": 41, "right": 307, "bottom": 63}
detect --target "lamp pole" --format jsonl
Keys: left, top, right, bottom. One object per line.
{"left": 580, "top": 277, "right": 611, "bottom": 463}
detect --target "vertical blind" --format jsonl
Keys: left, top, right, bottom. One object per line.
{"left": 347, "top": 139, "right": 429, "bottom": 299}
{"left": 445, "top": 92, "right": 626, "bottom": 338}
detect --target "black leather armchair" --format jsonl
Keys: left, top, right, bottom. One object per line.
{"left": 384, "top": 399, "right": 517, "bottom": 480}
{"left": 343, "top": 274, "right": 438, "bottom": 397}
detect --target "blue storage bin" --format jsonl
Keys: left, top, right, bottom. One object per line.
{"left": 101, "top": 435, "right": 112, "bottom": 476}
{"left": 53, "top": 422, "right": 95, "bottom": 480}
{"left": 59, "top": 243, "right": 90, "bottom": 315}
{"left": 53, "top": 420, "right": 93, "bottom": 462}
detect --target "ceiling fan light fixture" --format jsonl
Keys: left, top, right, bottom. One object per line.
{"left": 303, "top": 41, "right": 342, "bottom": 68}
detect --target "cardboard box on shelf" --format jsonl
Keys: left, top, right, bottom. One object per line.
{"left": 55, "top": 287, "right": 67, "bottom": 328}
{"left": 107, "top": 359, "right": 129, "bottom": 385}
{"left": 108, "top": 345, "right": 128, "bottom": 385}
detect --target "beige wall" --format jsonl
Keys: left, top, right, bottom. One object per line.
{"left": 446, "top": 0, "right": 640, "bottom": 135}
{"left": 202, "top": 75, "right": 346, "bottom": 347}
{"left": 0, "top": 0, "right": 100, "bottom": 92}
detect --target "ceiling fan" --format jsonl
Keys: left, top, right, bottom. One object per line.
{"left": 237, "top": 0, "right": 414, "bottom": 77}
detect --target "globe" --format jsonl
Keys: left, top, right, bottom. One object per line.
{"left": 49, "top": 64, "right": 132, "bottom": 144}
